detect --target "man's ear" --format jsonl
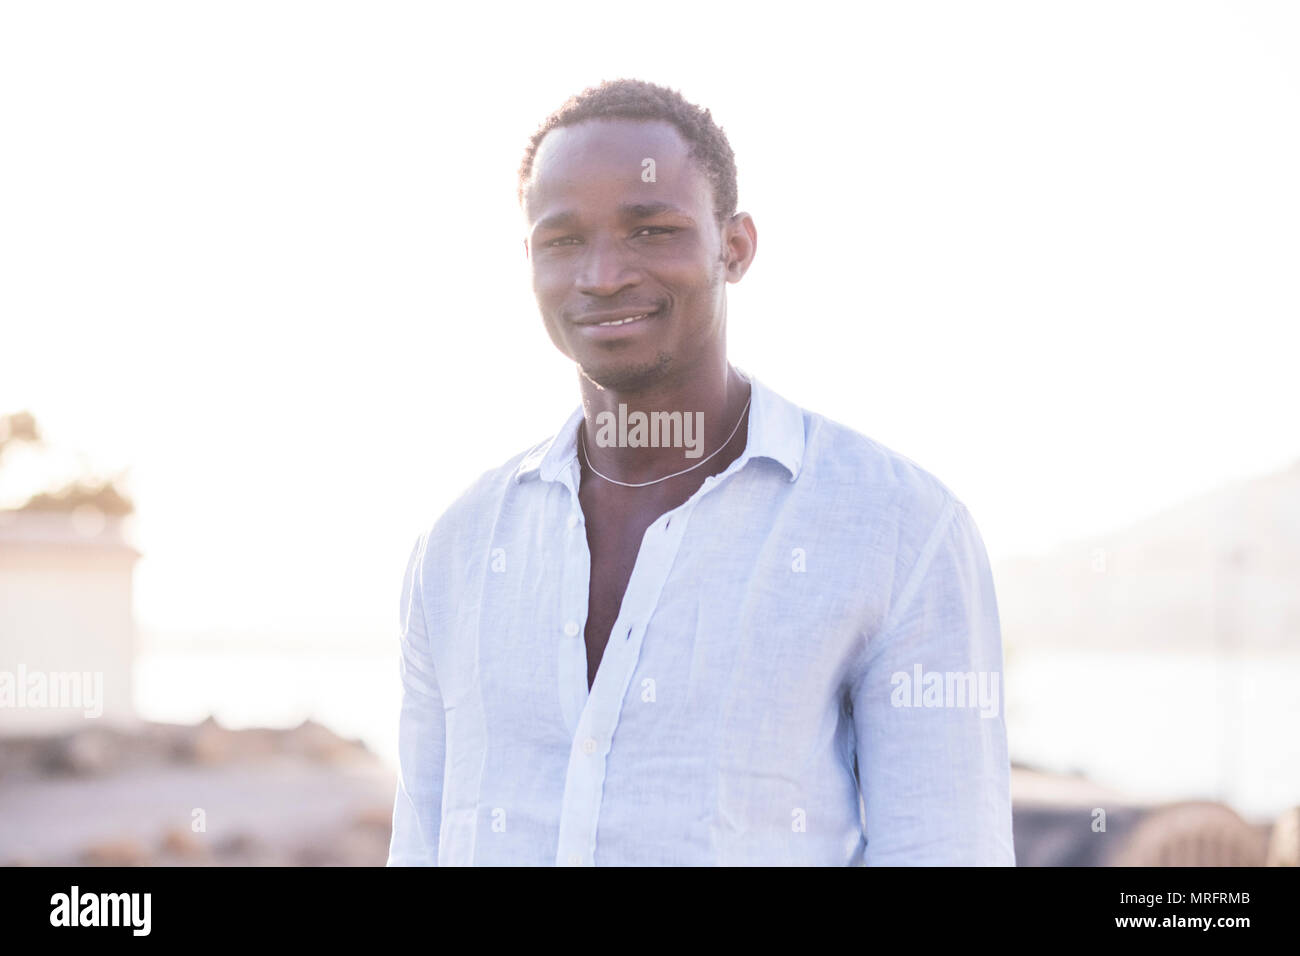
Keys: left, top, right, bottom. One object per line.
{"left": 723, "top": 212, "right": 758, "bottom": 282}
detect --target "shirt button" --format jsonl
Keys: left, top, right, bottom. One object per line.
{"left": 568, "top": 853, "right": 583, "bottom": 866}
{"left": 564, "top": 620, "right": 579, "bottom": 637}
{"left": 581, "top": 737, "right": 597, "bottom": 755}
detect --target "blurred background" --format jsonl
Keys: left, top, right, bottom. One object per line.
{"left": 1, "top": 0, "right": 1297, "bottom": 866}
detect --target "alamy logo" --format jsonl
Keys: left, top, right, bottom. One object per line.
{"left": 0, "top": 665, "right": 102, "bottom": 717}
{"left": 592, "top": 405, "right": 705, "bottom": 458}
{"left": 50, "top": 886, "right": 151, "bottom": 936}
{"left": 889, "top": 664, "right": 1000, "bottom": 718}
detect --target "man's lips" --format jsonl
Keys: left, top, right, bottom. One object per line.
{"left": 570, "top": 306, "right": 664, "bottom": 328}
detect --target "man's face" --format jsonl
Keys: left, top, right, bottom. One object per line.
{"left": 523, "top": 119, "right": 748, "bottom": 392}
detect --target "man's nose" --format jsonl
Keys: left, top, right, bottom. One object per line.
{"left": 575, "top": 234, "right": 640, "bottom": 297}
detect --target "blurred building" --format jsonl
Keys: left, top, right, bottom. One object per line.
{"left": 997, "top": 458, "right": 1300, "bottom": 653}
{"left": 0, "top": 507, "right": 140, "bottom": 734}
{"left": 994, "top": 458, "right": 1300, "bottom": 823}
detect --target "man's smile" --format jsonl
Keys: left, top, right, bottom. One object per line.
{"left": 595, "top": 313, "right": 650, "bottom": 327}
{"left": 569, "top": 305, "right": 666, "bottom": 336}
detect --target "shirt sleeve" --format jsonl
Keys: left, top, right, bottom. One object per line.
{"left": 851, "top": 498, "right": 1016, "bottom": 865}
{"left": 386, "top": 533, "right": 447, "bottom": 866}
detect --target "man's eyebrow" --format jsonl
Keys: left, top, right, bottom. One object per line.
{"left": 532, "top": 202, "right": 694, "bottom": 234}
{"left": 620, "top": 201, "right": 692, "bottom": 221}
{"left": 533, "top": 210, "right": 580, "bottom": 232}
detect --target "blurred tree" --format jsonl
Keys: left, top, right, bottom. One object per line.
{"left": 23, "top": 479, "right": 135, "bottom": 516}
{"left": 0, "top": 410, "right": 134, "bottom": 515}
{"left": 0, "top": 410, "right": 42, "bottom": 458}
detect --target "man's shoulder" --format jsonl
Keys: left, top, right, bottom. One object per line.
{"left": 800, "top": 406, "right": 963, "bottom": 525}
{"left": 794, "top": 405, "right": 987, "bottom": 617}
{"left": 423, "top": 440, "right": 548, "bottom": 536}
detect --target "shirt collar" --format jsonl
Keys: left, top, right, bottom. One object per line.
{"left": 513, "top": 367, "right": 806, "bottom": 485}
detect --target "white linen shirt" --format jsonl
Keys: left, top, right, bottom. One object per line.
{"left": 387, "top": 370, "right": 1015, "bottom": 866}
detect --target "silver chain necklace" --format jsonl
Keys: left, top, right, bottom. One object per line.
{"left": 579, "top": 389, "right": 752, "bottom": 488}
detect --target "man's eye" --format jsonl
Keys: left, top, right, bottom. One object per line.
{"left": 633, "top": 227, "right": 676, "bottom": 238}
{"left": 546, "top": 237, "right": 580, "bottom": 247}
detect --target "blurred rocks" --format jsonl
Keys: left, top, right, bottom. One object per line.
{"left": 293, "top": 826, "right": 390, "bottom": 867}
{"left": 353, "top": 804, "right": 393, "bottom": 832}
{"left": 3, "top": 724, "right": 1293, "bottom": 867}
{"left": 1108, "top": 801, "right": 1269, "bottom": 866}
{"left": 43, "top": 727, "right": 121, "bottom": 775}
{"left": 0, "top": 716, "right": 393, "bottom": 867}
{"left": 1266, "top": 806, "right": 1299, "bottom": 866}
{"left": 160, "top": 826, "right": 209, "bottom": 860}
{"left": 212, "top": 832, "right": 287, "bottom": 866}
{"left": 1011, "top": 767, "right": 1280, "bottom": 867}
{"left": 280, "top": 719, "right": 368, "bottom": 764}
{"left": 81, "top": 838, "right": 150, "bottom": 866}
{"left": 0, "top": 716, "right": 374, "bottom": 780}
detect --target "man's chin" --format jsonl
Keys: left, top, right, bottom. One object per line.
{"left": 577, "top": 352, "right": 673, "bottom": 393}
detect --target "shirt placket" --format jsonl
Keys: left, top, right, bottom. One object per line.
{"left": 553, "top": 462, "right": 705, "bottom": 867}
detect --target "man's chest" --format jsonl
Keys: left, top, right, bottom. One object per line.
{"left": 429, "top": 476, "right": 889, "bottom": 744}
{"left": 579, "top": 496, "right": 675, "bottom": 689}
{"left": 426, "top": 488, "right": 888, "bottom": 865}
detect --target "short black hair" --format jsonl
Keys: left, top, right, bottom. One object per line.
{"left": 517, "top": 78, "right": 738, "bottom": 225}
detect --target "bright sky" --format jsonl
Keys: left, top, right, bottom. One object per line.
{"left": 2, "top": 1, "right": 1297, "bottom": 643}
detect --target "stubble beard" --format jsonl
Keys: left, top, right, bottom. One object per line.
{"left": 578, "top": 350, "right": 674, "bottom": 394}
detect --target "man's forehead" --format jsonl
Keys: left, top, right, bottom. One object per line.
{"left": 535, "top": 118, "right": 687, "bottom": 167}
{"left": 525, "top": 118, "right": 709, "bottom": 220}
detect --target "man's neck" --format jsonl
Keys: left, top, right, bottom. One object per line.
{"left": 576, "top": 356, "right": 750, "bottom": 488}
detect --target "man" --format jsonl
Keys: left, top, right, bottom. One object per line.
{"left": 388, "top": 79, "right": 1015, "bottom": 866}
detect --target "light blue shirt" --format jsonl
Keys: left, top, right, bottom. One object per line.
{"left": 388, "top": 370, "right": 1015, "bottom": 866}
